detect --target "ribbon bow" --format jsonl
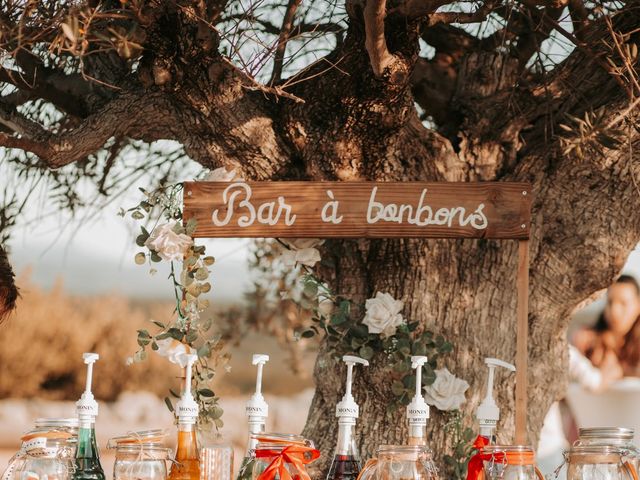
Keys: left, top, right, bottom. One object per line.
{"left": 256, "top": 445, "right": 320, "bottom": 480}
{"left": 467, "top": 436, "right": 503, "bottom": 480}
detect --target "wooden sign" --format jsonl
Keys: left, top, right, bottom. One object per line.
{"left": 183, "top": 181, "right": 532, "bottom": 239}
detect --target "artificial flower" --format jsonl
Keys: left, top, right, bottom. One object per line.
{"left": 279, "top": 238, "right": 324, "bottom": 268}
{"left": 145, "top": 220, "right": 193, "bottom": 262}
{"left": 362, "top": 292, "right": 405, "bottom": 337}
{"left": 424, "top": 368, "right": 469, "bottom": 411}
{"left": 155, "top": 338, "right": 196, "bottom": 367}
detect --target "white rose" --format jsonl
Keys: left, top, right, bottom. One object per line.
{"left": 279, "top": 238, "right": 324, "bottom": 268}
{"left": 145, "top": 221, "right": 193, "bottom": 262}
{"left": 362, "top": 292, "right": 405, "bottom": 337}
{"left": 205, "top": 166, "right": 242, "bottom": 181}
{"left": 155, "top": 338, "right": 196, "bottom": 368}
{"left": 424, "top": 368, "right": 469, "bottom": 411}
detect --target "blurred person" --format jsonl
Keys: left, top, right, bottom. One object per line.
{"left": 0, "top": 244, "right": 18, "bottom": 323}
{"left": 573, "top": 275, "right": 640, "bottom": 377}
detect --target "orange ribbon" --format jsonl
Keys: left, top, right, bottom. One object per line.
{"left": 255, "top": 445, "right": 320, "bottom": 480}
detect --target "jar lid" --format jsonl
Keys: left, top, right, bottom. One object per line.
{"left": 34, "top": 418, "right": 79, "bottom": 429}
{"left": 579, "top": 427, "right": 634, "bottom": 440}
{"left": 107, "top": 429, "right": 168, "bottom": 449}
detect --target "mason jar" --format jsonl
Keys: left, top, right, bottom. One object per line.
{"left": 250, "top": 433, "right": 319, "bottom": 480}
{"left": 2, "top": 419, "right": 78, "bottom": 480}
{"left": 576, "top": 428, "right": 640, "bottom": 471}
{"left": 565, "top": 445, "right": 637, "bottom": 480}
{"left": 12, "top": 432, "right": 75, "bottom": 480}
{"left": 481, "top": 445, "right": 543, "bottom": 480}
{"left": 357, "top": 445, "right": 439, "bottom": 480}
{"left": 108, "top": 430, "right": 169, "bottom": 480}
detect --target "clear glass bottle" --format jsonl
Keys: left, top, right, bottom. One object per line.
{"left": 13, "top": 432, "right": 75, "bottom": 480}
{"left": 168, "top": 424, "right": 199, "bottom": 480}
{"left": 200, "top": 434, "right": 234, "bottom": 480}
{"left": 566, "top": 445, "right": 637, "bottom": 480}
{"left": 108, "top": 430, "right": 169, "bottom": 480}
{"left": 326, "top": 423, "right": 360, "bottom": 480}
{"left": 251, "top": 433, "right": 319, "bottom": 480}
{"left": 481, "top": 445, "right": 543, "bottom": 480}
{"left": 357, "top": 445, "right": 438, "bottom": 480}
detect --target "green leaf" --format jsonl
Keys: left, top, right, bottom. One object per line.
{"left": 195, "top": 267, "right": 208, "bottom": 281}
{"left": 167, "top": 328, "right": 184, "bottom": 340}
{"left": 132, "top": 210, "right": 145, "bottom": 220}
{"left": 185, "top": 218, "right": 198, "bottom": 235}
{"left": 403, "top": 373, "right": 416, "bottom": 390}
{"left": 150, "top": 251, "right": 162, "bottom": 263}
{"left": 137, "top": 329, "right": 151, "bottom": 339}
{"left": 359, "top": 346, "right": 374, "bottom": 360}
{"left": 439, "top": 341, "right": 453, "bottom": 353}
{"left": 203, "top": 256, "right": 215, "bottom": 266}
{"left": 151, "top": 320, "right": 165, "bottom": 329}
{"left": 164, "top": 397, "right": 174, "bottom": 412}
{"left": 169, "top": 389, "right": 180, "bottom": 398}
{"left": 211, "top": 405, "right": 224, "bottom": 419}
{"left": 134, "top": 252, "right": 146, "bottom": 265}
{"left": 407, "top": 321, "right": 420, "bottom": 332}
{"left": 301, "top": 330, "right": 316, "bottom": 338}
{"left": 412, "top": 341, "right": 427, "bottom": 356}
{"left": 197, "top": 344, "right": 211, "bottom": 357}
{"left": 351, "top": 324, "right": 369, "bottom": 338}
{"left": 185, "top": 330, "right": 198, "bottom": 343}
{"left": 214, "top": 418, "right": 224, "bottom": 429}
{"left": 303, "top": 281, "right": 318, "bottom": 298}
{"left": 151, "top": 341, "right": 158, "bottom": 351}
{"left": 330, "top": 313, "right": 347, "bottom": 325}
{"left": 391, "top": 380, "right": 405, "bottom": 396}
{"left": 198, "top": 388, "right": 215, "bottom": 397}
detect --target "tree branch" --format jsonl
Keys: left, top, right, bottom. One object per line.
{"left": 364, "top": 0, "right": 398, "bottom": 77}
{"left": 270, "top": 0, "right": 303, "bottom": 84}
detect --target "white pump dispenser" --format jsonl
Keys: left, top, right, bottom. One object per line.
{"left": 245, "top": 354, "right": 270, "bottom": 450}
{"left": 334, "top": 355, "right": 368, "bottom": 456}
{"left": 76, "top": 353, "right": 100, "bottom": 427}
{"left": 476, "top": 358, "right": 515, "bottom": 442}
{"left": 176, "top": 354, "right": 199, "bottom": 424}
{"left": 407, "top": 356, "right": 430, "bottom": 445}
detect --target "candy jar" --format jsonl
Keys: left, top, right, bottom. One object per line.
{"left": 107, "top": 430, "right": 169, "bottom": 480}
{"left": 565, "top": 445, "right": 637, "bottom": 480}
{"left": 250, "top": 433, "right": 320, "bottom": 480}
{"left": 356, "top": 445, "right": 438, "bottom": 480}
{"left": 575, "top": 428, "right": 640, "bottom": 471}
{"left": 477, "top": 445, "right": 543, "bottom": 480}
{"left": 12, "top": 430, "right": 75, "bottom": 480}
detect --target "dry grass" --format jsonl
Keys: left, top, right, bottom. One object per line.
{"left": 0, "top": 270, "right": 315, "bottom": 401}
{"left": 0, "top": 271, "right": 186, "bottom": 401}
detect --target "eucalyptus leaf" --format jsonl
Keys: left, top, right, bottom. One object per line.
{"left": 134, "top": 252, "right": 146, "bottom": 265}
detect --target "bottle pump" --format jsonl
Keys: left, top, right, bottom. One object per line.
{"left": 407, "top": 356, "right": 430, "bottom": 446}
{"left": 476, "top": 358, "right": 516, "bottom": 444}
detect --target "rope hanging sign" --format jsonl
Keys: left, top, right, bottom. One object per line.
{"left": 183, "top": 180, "right": 533, "bottom": 443}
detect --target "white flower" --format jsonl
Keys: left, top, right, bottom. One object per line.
{"left": 279, "top": 238, "right": 324, "bottom": 268}
{"left": 145, "top": 221, "right": 193, "bottom": 262}
{"left": 362, "top": 292, "right": 405, "bottom": 337}
{"left": 155, "top": 338, "right": 196, "bottom": 368}
{"left": 205, "top": 166, "right": 242, "bottom": 182}
{"left": 424, "top": 368, "right": 469, "bottom": 411}
{"left": 125, "top": 356, "right": 134, "bottom": 366}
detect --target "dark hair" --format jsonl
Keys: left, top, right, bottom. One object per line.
{"left": 593, "top": 274, "right": 640, "bottom": 332}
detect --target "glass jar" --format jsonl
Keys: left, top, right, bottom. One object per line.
{"left": 107, "top": 430, "right": 170, "bottom": 480}
{"left": 356, "top": 445, "right": 438, "bottom": 480}
{"left": 12, "top": 432, "right": 75, "bottom": 480}
{"left": 250, "top": 433, "right": 319, "bottom": 480}
{"left": 565, "top": 445, "right": 637, "bottom": 480}
{"left": 2, "top": 419, "right": 78, "bottom": 480}
{"left": 480, "top": 445, "right": 543, "bottom": 480}
{"left": 576, "top": 428, "right": 640, "bottom": 470}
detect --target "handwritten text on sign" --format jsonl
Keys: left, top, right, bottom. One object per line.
{"left": 183, "top": 182, "right": 532, "bottom": 239}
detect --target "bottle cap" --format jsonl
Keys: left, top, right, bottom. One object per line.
{"left": 76, "top": 353, "right": 99, "bottom": 424}
{"left": 246, "top": 354, "right": 270, "bottom": 421}
{"left": 407, "top": 356, "right": 430, "bottom": 424}
{"left": 336, "top": 355, "right": 369, "bottom": 423}
{"left": 176, "top": 354, "right": 199, "bottom": 424}
{"left": 476, "top": 358, "right": 515, "bottom": 432}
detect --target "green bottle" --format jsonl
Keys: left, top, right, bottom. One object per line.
{"left": 73, "top": 353, "right": 105, "bottom": 480}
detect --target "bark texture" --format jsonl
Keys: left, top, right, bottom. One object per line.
{"left": 1, "top": 0, "right": 640, "bottom": 475}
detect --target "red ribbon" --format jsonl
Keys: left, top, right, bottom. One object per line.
{"left": 467, "top": 436, "right": 499, "bottom": 480}
{"left": 255, "top": 445, "right": 320, "bottom": 480}
{"left": 467, "top": 437, "right": 536, "bottom": 480}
